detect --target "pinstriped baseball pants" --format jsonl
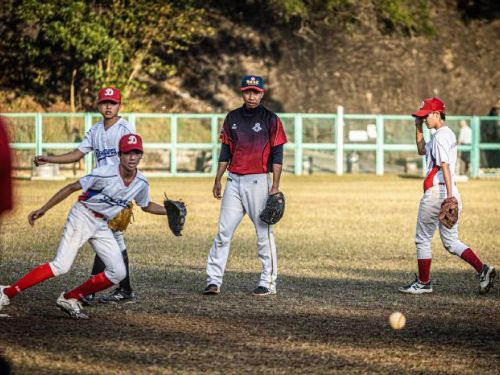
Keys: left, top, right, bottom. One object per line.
{"left": 206, "top": 172, "right": 278, "bottom": 291}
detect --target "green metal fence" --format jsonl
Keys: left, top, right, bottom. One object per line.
{"left": 2, "top": 110, "right": 500, "bottom": 178}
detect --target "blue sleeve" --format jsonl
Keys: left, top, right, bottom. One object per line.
{"left": 218, "top": 143, "right": 232, "bottom": 162}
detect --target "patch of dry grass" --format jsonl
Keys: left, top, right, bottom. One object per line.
{"left": 0, "top": 175, "right": 499, "bottom": 374}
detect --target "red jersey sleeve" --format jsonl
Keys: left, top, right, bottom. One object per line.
{"left": 219, "top": 118, "right": 233, "bottom": 146}
{"left": 270, "top": 117, "right": 288, "bottom": 147}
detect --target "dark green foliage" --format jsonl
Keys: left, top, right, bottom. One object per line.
{"left": 0, "top": 0, "right": 212, "bottom": 108}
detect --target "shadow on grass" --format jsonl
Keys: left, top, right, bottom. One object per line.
{"left": 0, "top": 262, "right": 499, "bottom": 374}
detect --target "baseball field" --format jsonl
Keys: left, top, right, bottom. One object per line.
{"left": 0, "top": 175, "right": 499, "bottom": 374}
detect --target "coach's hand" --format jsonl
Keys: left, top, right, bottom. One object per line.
{"left": 213, "top": 179, "right": 222, "bottom": 200}
{"left": 28, "top": 209, "right": 46, "bottom": 226}
{"left": 33, "top": 155, "right": 49, "bottom": 167}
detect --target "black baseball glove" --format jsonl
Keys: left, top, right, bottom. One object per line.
{"left": 260, "top": 192, "right": 285, "bottom": 225}
{"left": 163, "top": 194, "right": 187, "bottom": 236}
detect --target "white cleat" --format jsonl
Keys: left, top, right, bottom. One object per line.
{"left": 56, "top": 292, "right": 89, "bottom": 319}
{"left": 0, "top": 286, "right": 10, "bottom": 310}
{"left": 398, "top": 276, "right": 433, "bottom": 294}
{"left": 479, "top": 264, "right": 496, "bottom": 295}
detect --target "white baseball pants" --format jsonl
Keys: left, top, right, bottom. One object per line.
{"left": 49, "top": 202, "right": 126, "bottom": 284}
{"left": 206, "top": 172, "right": 278, "bottom": 291}
{"left": 415, "top": 186, "right": 468, "bottom": 259}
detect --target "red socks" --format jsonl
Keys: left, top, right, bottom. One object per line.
{"left": 64, "top": 272, "right": 114, "bottom": 301}
{"left": 461, "top": 248, "right": 483, "bottom": 273}
{"left": 417, "top": 258, "right": 432, "bottom": 283}
{"left": 4, "top": 263, "right": 55, "bottom": 299}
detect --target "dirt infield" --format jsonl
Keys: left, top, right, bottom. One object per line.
{"left": 0, "top": 176, "right": 499, "bottom": 374}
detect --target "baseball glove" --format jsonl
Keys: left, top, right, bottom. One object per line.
{"left": 164, "top": 194, "right": 187, "bottom": 236}
{"left": 108, "top": 202, "right": 134, "bottom": 232}
{"left": 439, "top": 197, "right": 459, "bottom": 229}
{"left": 260, "top": 192, "right": 285, "bottom": 225}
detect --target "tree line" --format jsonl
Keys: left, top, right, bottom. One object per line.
{"left": 1, "top": 0, "right": 436, "bottom": 111}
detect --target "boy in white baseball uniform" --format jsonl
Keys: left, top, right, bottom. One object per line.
{"left": 33, "top": 87, "right": 137, "bottom": 304}
{"left": 399, "top": 97, "right": 496, "bottom": 295}
{"left": 0, "top": 134, "right": 167, "bottom": 318}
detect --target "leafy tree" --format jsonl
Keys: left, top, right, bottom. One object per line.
{"left": 0, "top": 0, "right": 212, "bottom": 110}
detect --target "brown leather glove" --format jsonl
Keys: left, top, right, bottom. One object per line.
{"left": 439, "top": 197, "right": 458, "bottom": 229}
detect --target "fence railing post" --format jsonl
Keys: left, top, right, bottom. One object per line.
{"left": 170, "top": 115, "right": 178, "bottom": 176}
{"left": 128, "top": 113, "right": 136, "bottom": 132}
{"left": 35, "top": 112, "right": 43, "bottom": 156}
{"left": 294, "top": 114, "right": 303, "bottom": 175}
{"left": 84, "top": 113, "right": 93, "bottom": 173}
{"left": 336, "top": 106, "right": 344, "bottom": 175}
{"left": 211, "top": 115, "right": 219, "bottom": 175}
{"left": 376, "top": 115, "right": 384, "bottom": 175}
{"left": 470, "top": 115, "right": 480, "bottom": 178}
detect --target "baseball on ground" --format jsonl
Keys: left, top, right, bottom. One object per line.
{"left": 388, "top": 311, "right": 406, "bottom": 330}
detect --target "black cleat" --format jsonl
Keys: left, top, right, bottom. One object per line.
{"left": 98, "top": 288, "right": 136, "bottom": 304}
{"left": 202, "top": 284, "right": 220, "bottom": 295}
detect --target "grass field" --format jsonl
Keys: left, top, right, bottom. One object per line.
{"left": 0, "top": 175, "right": 499, "bottom": 374}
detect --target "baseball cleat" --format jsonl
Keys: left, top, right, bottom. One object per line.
{"left": 202, "top": 284, "right": 220, "bottom": 295}
{"left": 479, "top": 264, "right": 496, "bottom": 295}
{"left": 252, "top": 286, "right": 277, "bottom": 296}
{"left": 98, "top": 288, "right": 136, "bottom": 304}
{"left": 56, "top": 293, "right": 89, "bottom": 319}
{"left": 0, "top": 286, "right": 11, "bottom": 310}
{"left": 81, "top": 293, "right": 95, "bottom": 306}
{"left": 398, "top": 276, "right": 433, "bottom": 294}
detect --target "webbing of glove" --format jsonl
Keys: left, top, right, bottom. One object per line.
{"left": 259, "top": 192, "right": 285, "bottom": 225}
{"left": 439, "top": 196, "right": 459, "bottom": 229}
{"left": 163, "top": 193, "right": 187, "bottom": 236}
{"left": 108, "top": 202, "right": 134, "bottom": 232}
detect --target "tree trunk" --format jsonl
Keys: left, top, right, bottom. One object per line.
{"left": 70, "top": 68, "right": 77, "bottom": 113}
{"left": 67, "top": 68, "right": 77, "bottom": 136}
{"left": 123, "top": 39, "right": 153, "bottom": 98}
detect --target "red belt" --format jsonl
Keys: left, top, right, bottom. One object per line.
{"left": 79, "top": 202, "right": 105, "bottom": 218}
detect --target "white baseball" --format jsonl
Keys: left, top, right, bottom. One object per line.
{"left": 389, "top": 311, "right": 406, "bottom": 330}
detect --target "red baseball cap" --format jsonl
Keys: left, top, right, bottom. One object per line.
{"left": 119, "top": 134, "right": 143, "bottom": 153}
{"left": 98, "top": 87, "right": 122, "bottom": 104}
{"left": 412, "top": 97, "right": 446, "bottom": 117}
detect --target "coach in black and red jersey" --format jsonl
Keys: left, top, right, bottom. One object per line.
{"left": 203, "top": 75, "right": 288, "bottom": 296}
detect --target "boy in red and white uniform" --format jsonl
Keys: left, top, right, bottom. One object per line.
{"left": 399, "top": 97, "right": 496, "bottom": 295}
{"left": 0, "top": 134, "right": 167, "bottom": 318}
{"left": 33, "top": 87, "right": 138, "bottom": 304}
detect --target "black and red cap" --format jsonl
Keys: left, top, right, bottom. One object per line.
{"left": 240, "top": 75, "right": 264, "bottom": 92}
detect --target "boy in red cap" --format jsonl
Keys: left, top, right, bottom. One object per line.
{"left": 0, "top": 134, "right": 167, "bottom": 319}
{"left": 399, "top": 98, "right": 496, "bottom": 295}
{"left": 33, "top": 87, "right": 139, "bottom": 304}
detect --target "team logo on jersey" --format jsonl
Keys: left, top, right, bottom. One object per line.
{"left": 252, "top": 123, "right": 262, "bottom": 132}
{"left": 127, "top": 135, "right": 138, "bottom": 144}
{"left": 104, "top": 88, "right": 115, "bottom": 96}
{"left": 232, "top": 123, "right": 237, "bottom": 129}
{"left": 96, "top": 148, "right": 118, "bottom": 161}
